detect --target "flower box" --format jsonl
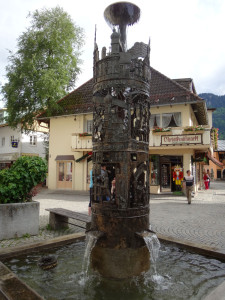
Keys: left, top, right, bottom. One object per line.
{"left": 152, "top": 127, "right": 171, "bottom": 133}
{"left": 79, "top": 132, "right": 92, "bottom": 137}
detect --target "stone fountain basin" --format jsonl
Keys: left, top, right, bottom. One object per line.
{"left": 1, "top": 233, "right": 225, "bottom": 300}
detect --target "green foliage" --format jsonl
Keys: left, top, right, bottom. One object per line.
{"left": 22, "top": 233, "right": 31, "bottom": 239}
{"left": 1, "top": 6, "right": 84, "bottom": 130}
{"left": 0, "top": 156, "right": 47, "bottom": 204}
{"left": 199, "top": 93, "right": 225, "bottom": 140}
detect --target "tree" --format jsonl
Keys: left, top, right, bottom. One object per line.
{"left": 1, "top": 7, "right": 84, "bottom": 130}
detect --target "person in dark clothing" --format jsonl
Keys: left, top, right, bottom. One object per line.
{"left": 183, "top": 170, "right": 194, "bottom": 204}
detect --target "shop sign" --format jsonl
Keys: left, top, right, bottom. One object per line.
{"left": 161, "top": 134, "right": 202, "bottom": 145}
{"left": 11, "top": 141, "right": 18, "bottom": 148}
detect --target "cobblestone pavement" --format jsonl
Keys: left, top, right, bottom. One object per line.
{"left": 1, "top": 181, "right": 225, "bottom": 252}
{"left": 150, "top": 181, "right": 225, "bottom": 253}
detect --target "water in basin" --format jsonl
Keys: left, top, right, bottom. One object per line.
{"left": 4, "top": 241, "right": 225, "bottom": 300}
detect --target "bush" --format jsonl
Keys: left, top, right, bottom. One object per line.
{"left": 0, "top": 156, "right": 47, "bottom": 204}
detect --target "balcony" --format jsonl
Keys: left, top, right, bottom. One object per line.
{"left": 150, "top": 126, "right": 212, "bottom": 148}
{"left": 71, "top": 133, "right": 92, "bottom": 151}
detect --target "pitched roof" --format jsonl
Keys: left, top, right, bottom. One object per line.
{"left": 38, "top": 67, "right": 208, "bottom": 125}
{"left": 173, "top": 78, "right": 196, "bottom": 94}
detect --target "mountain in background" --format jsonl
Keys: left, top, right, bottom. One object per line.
{"left": 199, "top": 93, "right": 225, "bottom": 140}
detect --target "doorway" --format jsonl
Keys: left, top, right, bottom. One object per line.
{"left": 161, "top": 163, "right": 171, "bottom": 192}
{"left": 57, "top": 161, "right": 73, "bottom": 189}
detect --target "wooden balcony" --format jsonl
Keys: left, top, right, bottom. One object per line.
{"left": 71, "top": 134, "right": 92, "bottom": 151}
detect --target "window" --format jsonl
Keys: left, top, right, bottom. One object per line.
{"left": 10, "top": 136, "right": 16, "bottom": 146}
{"left": 30, "top": 135, "right": 37, "bottom": 145}
{"left": 150, "top": 114, "right": 160, "bottom": 128}
{"left": 150, "top": 155, "right": 159, "bottom": 185}
{"left": 219, "top": 153, "right": 225, "bottom": 162}
{"left": 86, "top": 120, "right": 93, "bottom": 134}
{"left": 2, "top": 137, "right": 5, "bottom": 147}
{"left": 217, "top": 170, "right": 221, "bottom": 179}
{"left": 162, "top": 112, "right": 181, "bottom": 128}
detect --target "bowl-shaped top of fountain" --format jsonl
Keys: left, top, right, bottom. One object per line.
{"left": 104, "top": 2, "right": 141, "bottom": 51}
{"left": 104, "top": 2, "right": 140, "bottom": 27}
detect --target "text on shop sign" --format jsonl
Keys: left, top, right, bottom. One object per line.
{"left": 161, "top": 134, "right": 202, "bottom": 145}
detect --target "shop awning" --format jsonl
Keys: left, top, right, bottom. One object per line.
{"left": 76, "top": 152, "right": 92, "bottom": 163}
{"left": 55, "top": 155, "right": 75, "bottom": 161}
{"left": 207, "top": 153, "right": 224, "bottom": 168}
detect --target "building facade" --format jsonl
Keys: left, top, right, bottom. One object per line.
{"left": 203, "top": 140, "right": 225, "bottom": 180}
{"left": 39, "top": 67, "right": 221, "bottom": 193}
{"left": 0, "top": 108, "right": 48, "bottom": 169}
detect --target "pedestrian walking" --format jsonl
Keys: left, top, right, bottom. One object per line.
{"left": 183, "top": 170, "right": 194, "bottom": 204}
{"left": 203, "top": 171, "right": 210, "bottom": 190}
{"left": 207, "top": 169, "right": 211, "bottom": 188}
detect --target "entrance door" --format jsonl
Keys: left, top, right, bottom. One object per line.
{"left": 161, "top": 163, "right": 171, "bottom": 192}
{"left": 57, "top": 161, "right": 73, "bottom": 189}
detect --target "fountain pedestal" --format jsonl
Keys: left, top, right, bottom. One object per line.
{"left": 91, "top": 205, "right": 150, "bottom": 278}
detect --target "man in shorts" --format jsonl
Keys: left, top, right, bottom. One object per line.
{"left": 184, "top": 170, "right": 194, "bottom": 204}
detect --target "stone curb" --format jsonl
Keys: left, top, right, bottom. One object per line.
{"left": 0, "top": 233, "right": 85, "bottom": 260}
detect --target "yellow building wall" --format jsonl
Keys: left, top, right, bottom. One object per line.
{"left": 150, "top": 103, "right": 196, "bottom": 127}
{"left": 48, "top": 115, "right": 92, "bottom": 191}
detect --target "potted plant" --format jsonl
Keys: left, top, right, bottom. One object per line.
{"left": 0, "top": 156, "right": 47, "bottom": 240}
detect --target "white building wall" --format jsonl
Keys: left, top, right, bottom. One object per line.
{"left": 0, "top": 125, "right": 46, "bottom": 161}
{"left": 0, "top": 125, "right": 21, "bottom": 161}
{"left": 21, "top": 131, "right": 46, "bottom": 159}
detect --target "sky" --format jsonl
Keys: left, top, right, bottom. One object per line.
{"left": 0, "top": 0, "right": 225, "bottom": 108}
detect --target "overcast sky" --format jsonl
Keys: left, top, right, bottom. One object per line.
{"left": 0, "top": 0, "right": 225, "bottom": 108}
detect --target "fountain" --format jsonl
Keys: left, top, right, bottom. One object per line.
{"left": 90, "top": 1, "right": 152, "bottom": 278}
{"left": 1, "top": 3, "right": 225, "bottom": 299}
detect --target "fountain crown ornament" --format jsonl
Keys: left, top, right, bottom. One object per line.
{"left": 104, "top": 2, "right": 141, "bottom": 51}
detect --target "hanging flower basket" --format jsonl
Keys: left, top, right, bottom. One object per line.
{"left": 211, "top": 128, "right": 219, "bottom": 150}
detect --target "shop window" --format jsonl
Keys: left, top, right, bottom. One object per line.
{"left": 150, "top": 114, "right": 160, "bottom": 128}
{"left": 150, "top": 155, "right": 159, "bottom": 185}
{"left": 162, "top": 112, "right": 181, "bottom": 128}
